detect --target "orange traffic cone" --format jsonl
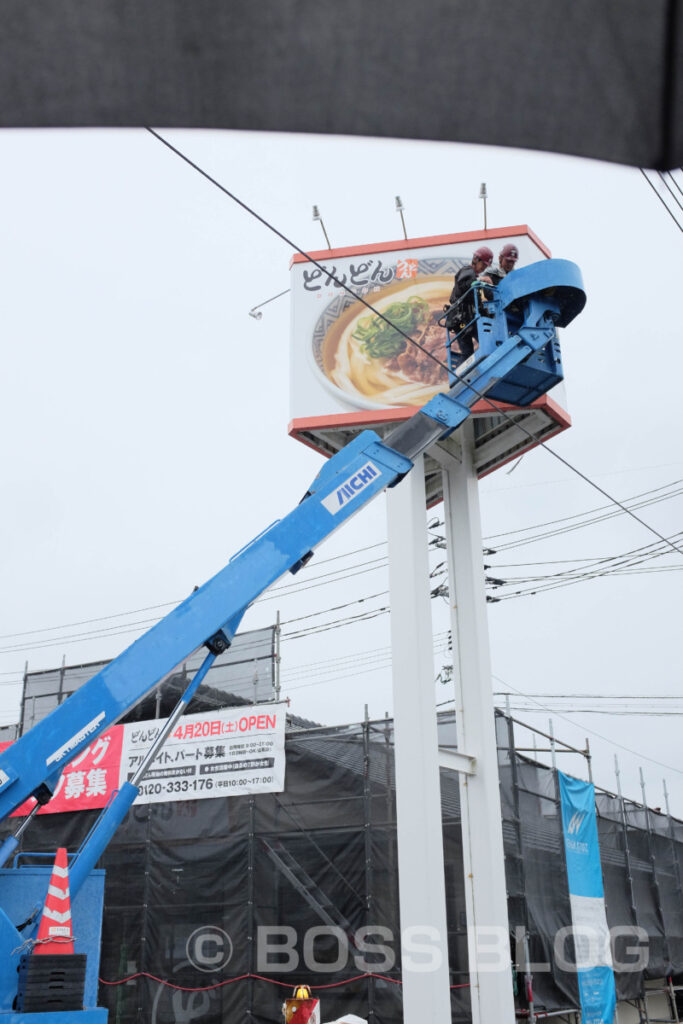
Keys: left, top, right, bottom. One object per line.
{"left": 284, "top": 986, "right": 320, "bottom": 1024}
{"left": 34, "top": 847, "right": 74, "bottom": 955}
{"left": 287, "top": 1002, "right": 320, "bottom": 1024}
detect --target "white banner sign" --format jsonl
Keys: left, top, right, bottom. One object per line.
{"left": 121, "top": 703, "right": 286, "bottom": 804}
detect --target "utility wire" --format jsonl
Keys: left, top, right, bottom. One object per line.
{"left": 668, "top": 170, "right": 683, "bottom": 198}
{"left": 146, "top": 128, "right": 683, "bottom": 559}
{"left": 493, "top": 674, "right": 683, "bottom": 777}
{"left": 484, "top": 479, "right": 683, "bottom": 544}
{"left": 640, "top": 168, "right": 683, "bottom": 232}
{"left": 258, "top": 561, "right": 388, "bottom": 604}
{"left": 493, "top": 566, "right": 675, "bottom": 602}
{"left": 0, "top": 475, "right": 680, "bottom": 656}
{"left": 493, "top": 691, "right": 683, "bottom": 700}
{"left": 489, "top": 493, "right": 682, "bottom": 552}
{"left": 282, "top": 636, "right": 451, "bottom": 691}
{"left": 658, "top": 170, "right": 683, "bottom": 213}
{"left": 504, "top": 706, "right": 683, "bottom": 717}
{"left": 7, "top": 153, "right": 682, "bottom": 668}
{"left": 490, "top": 531, "right": 683, "bottom": 600}
{"left": 492, "top": 555, "right": 668, "bottom": 566}
{"left": 268, "top": 556, "right": 386, "bottom": 592}
{"left": 283, "top": 606, "right": 391, "bottom": 643}
{"left": 0, "top": 478, "right": 678, "bottom": 657}
{"left": 0, "top": 599, "right": 181, "bottom": 641}
{"left": 280, "top": 590, "right": 388, "bottom": 626}
{"left": 493, "top": 531, "right": 682, "bottom": 583}
{"left": 0, "top": 541, "right": 388, "bottom": 643}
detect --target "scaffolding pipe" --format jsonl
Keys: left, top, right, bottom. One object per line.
{"left": 523, "top": 931, "right": 536, "bottom": 1024}
{"left": 548, "top": 719, "right": 557, "bottom": 772}
{"left": 640, "top": 769, "right": 672, "bottom": 981}
{"left": 615, "top": 757, "right": 641, "bottom": 961}
{"left": 362, "top": 711, "right": 376, "bottom": 1022}
{"left": 669, "top": 976, "right": 680, "bottom": 1024}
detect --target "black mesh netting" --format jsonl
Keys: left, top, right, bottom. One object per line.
{"left": 4, "top": 710, "right": 683, "bottom": 1022}
{"left": 20, "top": 625, "right": 276, "bottom": 734}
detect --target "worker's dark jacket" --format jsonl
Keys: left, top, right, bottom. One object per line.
{"left": 449, "top": 265, "right": 477, "bottom": 306}
{"left": 445, "top": 264, "right": 478, "bottom": 332}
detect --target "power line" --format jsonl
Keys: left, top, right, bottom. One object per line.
{"left": 24, "top": 469, "right": 673, "bottom": 656}
{"left": 265, "top": 557, "right": 387, "bottom": 596}
{"left": 667, "top": 170, "right": 683, "bottom": 198}
{"left": 640, "top": 168, "right": 683, "bottom": 232}
{"left": 485, "top": 480, "right": 683, "bottom": 550}
{"left": 282, "top": 606, "right": 391, "bottom": 643}
{"left": 504, "top": 706, "right": 683, "bottom": 717}
{"left": 490, "top": 531, "right": 683, "bottom": 600}
{"left": 485, "top": 459, "right": 683, "bottom": 492}
{"left": 0, "top": 599, "right": 181, "bottom": 642}
{"left": 0, "top": 492, "right": 678, "bottom": 657}
{"left": 146, "top": 128, "right": 683, "bottom": 559}
{"left": 279, "top": 590, "right": 389, "bottom": 627}
{"left": 0, "top": 502, "right": 677, "bottom": 659}
{"left": 495, "top": 530, "right": 682, "bottom": 581}
{"left": 485, "top": 478, "right": 682, "bottom": 540}
{"left": 657, "top": 170, "right": 683, "bottom": 213}
{"left": 491, "top": 555, "right": 670, "bottom": 567}
{"left": 492, "top": 674, "right": 683, "bottom": 777}
{"left": 3, "top": 158, "right": 681, "bottom": 660}
{"left": 493, "top": 691, "right": 683, "bottom": 699}
{"left": 283, "top": 629, "right": 451, "bottom": 678}
{"left": 0, "top": 541, "right": 389, "bottom": 643}
{"left": 282, "top": 636, "right": 451, "bottom": 691}
{"left": 259, "top": 562, "right": 389, "bottom": 605}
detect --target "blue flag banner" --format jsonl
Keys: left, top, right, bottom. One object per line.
{"left": 558, "top": 771, "right": 616, "bottom": 1024}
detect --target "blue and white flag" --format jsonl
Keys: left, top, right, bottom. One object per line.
{"left": 558, "top": 771, "right": 616, "bottom": 1024}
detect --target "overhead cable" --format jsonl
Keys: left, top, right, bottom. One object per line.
{"left": 0, "top": 476, "right": 680, "bottom": 655}
{"left": 667, "top": 170, "right": 683, "bottom": 198}
{"left": 657, "top": 170, "right": 683, "bottom": 213}
{"left": 485, "top": 479, "right": 683, "bottom": 543}
{"left": 640, "top": 168, "right": 683, "bottom": 232}
{"left": 492, "top": 674, "right": 683, "bottom": 777}
{"left": 146, "top": 127, "right": 683, "bottom": 558}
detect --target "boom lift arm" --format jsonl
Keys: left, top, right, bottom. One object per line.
{"left": 0, "top": 258, "right": 585, "bottom": 857}
{"left": 0, "top": 257, "right": 584, "bottom": 1021}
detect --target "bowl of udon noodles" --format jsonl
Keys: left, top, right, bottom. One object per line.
{"left": 311, "top": 273, "right": 457, "bottom": 410}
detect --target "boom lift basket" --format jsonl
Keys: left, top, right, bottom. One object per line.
{"left": 440, "top": 261, "right": 582, "bottom": 407}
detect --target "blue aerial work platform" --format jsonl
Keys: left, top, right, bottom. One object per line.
{"left": 0, "top": 258, "right": 585, "bottom": 1021}
{"left": 441, "top": 260, "right": 582, "bottom": 406}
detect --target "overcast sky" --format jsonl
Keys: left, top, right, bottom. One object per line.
{"left": 0, "top": 128, "right": 680, "bottom": 814}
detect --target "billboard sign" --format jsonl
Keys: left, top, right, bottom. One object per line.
{"left": 0, "top": 727, "right": 123, "bottom": 816}
{"left": 1, "top": 701, "right": 287, "bottom": 815}
{"left": 121, "top": 703, "right": 286, "bottom": 805}
{"left": 289, "top": 226, "right": 550, "bottom": 424}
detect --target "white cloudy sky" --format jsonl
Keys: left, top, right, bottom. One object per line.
{"left": 0, "top": 129, "right": 680, "bottom": 813}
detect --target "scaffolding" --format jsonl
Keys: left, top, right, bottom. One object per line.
{"left": 2, "top": 675, "right": 683, "bottom": 1023}
{"left": 499, "top": 709, "right": 683, "bottom": 1024}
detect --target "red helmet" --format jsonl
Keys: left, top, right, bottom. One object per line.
{"left": 499, "top": 243, "right": 519, "bottom": 261}
{"left": 473, "top": 246, "right": 493, "bottom": 266}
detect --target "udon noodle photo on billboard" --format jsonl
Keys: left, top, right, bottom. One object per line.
{"left": 312, "top": 274, "right": 458, "bottom": 410}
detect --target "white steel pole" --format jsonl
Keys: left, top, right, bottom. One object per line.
{"left": 386, "top": 455, "right": 452, "bottom": 1024}
{"left": 438, "top": 421, "right": 516, "bottom": 1024}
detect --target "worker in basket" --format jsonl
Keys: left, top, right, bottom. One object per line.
{"left": 443, "top": 245, "right": 494, "bottom": 360}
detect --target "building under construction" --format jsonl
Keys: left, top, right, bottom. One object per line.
{"left": 1, "top": 637, "right": 682, "bottom": 1024}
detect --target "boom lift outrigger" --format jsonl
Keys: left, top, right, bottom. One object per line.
{"left": 0, "top": 258, "right": 585, "bottom": 1021}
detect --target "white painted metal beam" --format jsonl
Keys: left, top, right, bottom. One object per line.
{"left": 442, "top": 420, "right": 516, "bottom": 1024}
{"left": 438, "top": 748, "right": 477, "bottom": 775}
{"left": 386, "top": 456, "right": 452, "bottom": 1024}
